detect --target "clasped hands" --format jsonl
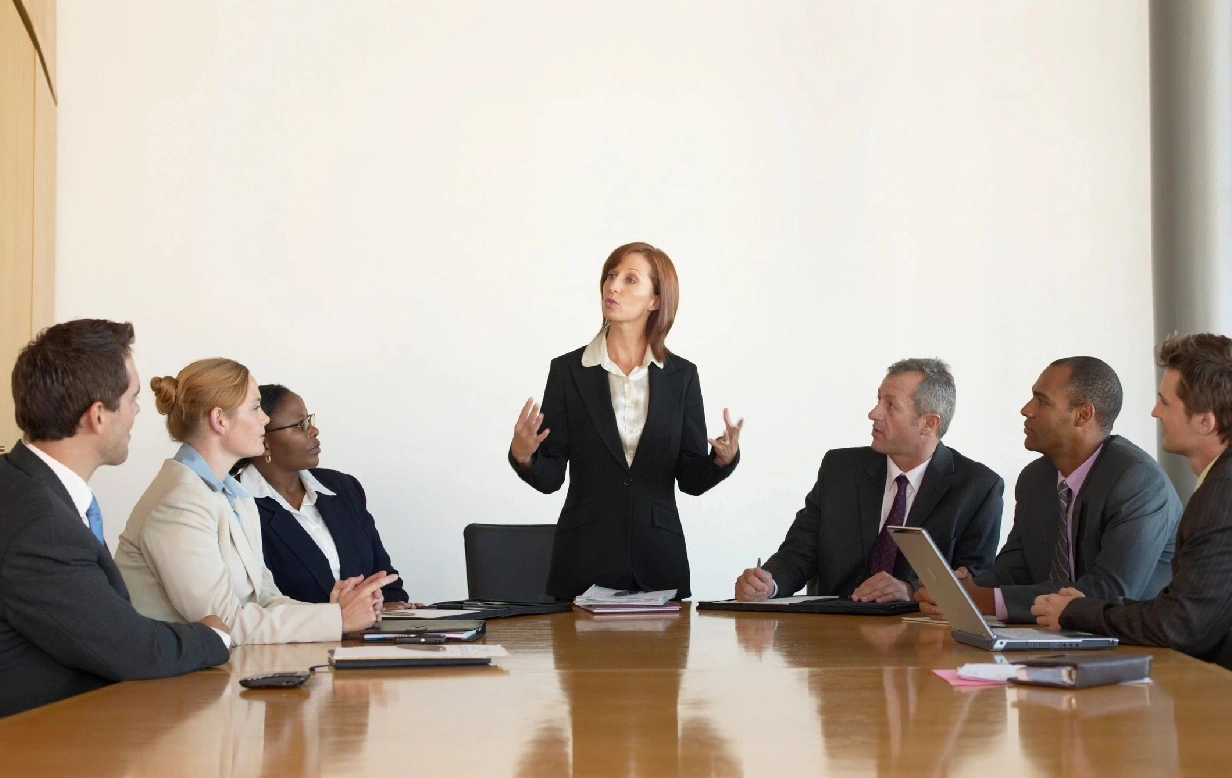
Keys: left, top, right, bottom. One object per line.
{"left": 329, "top": 571, "right": 401, "bottom": 633}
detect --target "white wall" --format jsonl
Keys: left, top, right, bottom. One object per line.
{"left": 55, "top": 0, "right": 1155, "bottom": 603}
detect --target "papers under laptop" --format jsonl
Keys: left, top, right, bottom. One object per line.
{"left": 888, "top": 526, "right": 1117, "bottom": 651}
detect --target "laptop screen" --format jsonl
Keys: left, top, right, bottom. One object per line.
{"left": 888, "top": 526, "right": 995, "bottom": 639}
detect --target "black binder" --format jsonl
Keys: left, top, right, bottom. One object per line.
{"left": 345, "top": 619, "right": 486, "bottom": 641}
{"left": 427, "top": 600, "right": 574, "bottom": 619}
{"left": 697, "top": 598, "right": 920, "bottom": 616}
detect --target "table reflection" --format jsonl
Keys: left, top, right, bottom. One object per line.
{"left": 1013, "top": 680, "right": 1177, "bottom": 775}
{"left": 738, "top": 615, "right": 1007, "bottom": 776}
{"left": 516, "top": 612, "right": 741, "bottom": 777}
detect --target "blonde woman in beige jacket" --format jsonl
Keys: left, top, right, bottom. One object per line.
{"left": 115, "top": 358, "right": 396, "bottom": 645}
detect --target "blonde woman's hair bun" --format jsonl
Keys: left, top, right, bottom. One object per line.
{"left": 150, "top": 375, "right": 180, "bottom": 416}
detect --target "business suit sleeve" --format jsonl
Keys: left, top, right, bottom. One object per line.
{"left": 1000, "top": 459, "right": 1180, "bottom": 622}
{"left": 950, "top": 476, "right": 1004, "bottom": 579}
{"left": 761, "top": 458, "right": 828, "bottom": 597}
{"left": 674, "top": 366, "right": 738, "bottom": 496}
{"left": 0, "top": 515, "right": 228, "bottom": 680}
{"left": 510, "top": 358, "right": 569, "bottom": 494}
{"left": 345, "top": 474, "right": 410, "bottom": 602}
{"left": 1061, "top": 474, "right": 1232, "bottom": 658}
{"left": 973, "top": 474, "right": 1036, "bottom": 590}
{"left": 139, "top": 484, "right": 342, "bottom": 645}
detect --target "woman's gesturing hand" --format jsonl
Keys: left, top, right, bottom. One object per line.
{"left": 709, "top": 408, "right": 744, "bottom": 467}
{"left": 511, "top": 397, "right": 550, "bottom": 468}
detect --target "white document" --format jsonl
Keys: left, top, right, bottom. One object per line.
{"left": 574, "top": 585, "right": 677, "bottom": 606}
{"left": 379, "top": 609, "right": 481, "bottom": 619}
{"left": 957, "top": 663, "right": 1024, "bottom": 682}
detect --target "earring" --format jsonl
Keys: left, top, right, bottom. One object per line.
{"left": 264, "top": 453, "right": 272, "bottom": 464}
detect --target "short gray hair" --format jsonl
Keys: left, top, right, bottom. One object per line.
{"left": 886, "top": 358, "right": 956, "bottom": 439}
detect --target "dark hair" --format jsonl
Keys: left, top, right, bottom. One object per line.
{"left": 599, "top": 242, "right": 679, "bottom": 363}
{"left": 12, "top": 319, "right": 135, "bottom": 442}
{"left": 258, "top": 384, "right": 293, "bottom": 418}
{"left": 1157, "top": 333, "right": 1232, "bottom": 443}
{"left": 886, "top": 358, "right": 957, "bottom": 439}
{"left": 1050, "top": 356, "right": 1123, "bottom": 433}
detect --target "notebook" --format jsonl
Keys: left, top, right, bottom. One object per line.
{"left": 888, "top": 526, "right": 1118, "bottom": 651}
{"left": 329, "top": 644, "right": 507, "bottom": 669}
{"left": 345, "top": 619, "right": 486, "bottom": 642}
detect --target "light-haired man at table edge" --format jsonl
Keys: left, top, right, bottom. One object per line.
{"left": 916, "top": 356, "right": 1182, "bottom": 623}
{"left": 0, "top": 320, "right": 231, "bottom": 719}
{"left": 1034, "top": 334, "right": 1232, "bottom": 671}
{"left": 735, "top": 358, "right": 1003, "bottom": 604}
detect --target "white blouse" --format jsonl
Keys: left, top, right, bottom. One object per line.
{"left": 581, "top": 330, "right": 664, "bottom": 467}
{"left": 239, "top": 467, "right": 342, "bottom": 580}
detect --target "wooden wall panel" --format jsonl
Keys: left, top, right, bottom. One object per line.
{"left": 0, "top": 0, "right": 36, "bottom": 450}
{"left": 32, "top": 74, "right": 56, "bottom": 334}
{"left": 16, "top": 0, "right": 55, "bottom": 94}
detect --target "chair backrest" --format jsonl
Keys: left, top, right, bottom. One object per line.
{"left": 463, "top": 523, "right": 557, "bottom": 603}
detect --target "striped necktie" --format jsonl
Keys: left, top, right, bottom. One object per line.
{"left": 1049, "top": 481, "right": 1073, "bottom": 582}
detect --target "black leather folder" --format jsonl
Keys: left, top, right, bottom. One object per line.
{"left": 697, "top": 598, "right": 919, "bottom": 616}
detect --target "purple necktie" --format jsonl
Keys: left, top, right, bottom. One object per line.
{"left": 867, "top": 474, "right": 909, "bottom": 576}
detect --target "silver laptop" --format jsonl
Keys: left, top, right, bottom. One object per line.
{"left": 889, "top": 526, "right": 1118, "bottom": 651}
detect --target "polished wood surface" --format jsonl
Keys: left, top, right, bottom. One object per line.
{"left": 31, "top": 69, "right": 55, "bottom": 334}
{"left": 12, "top": 0, "right": 55, "bottom": 95}
{"left": 1, "top": 608, "right": 1229, "bottom": 776}
{"left": 1, "top": 0, "right": 36, "bottom": 451}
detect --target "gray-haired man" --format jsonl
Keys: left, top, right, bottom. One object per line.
{"left": 736, "top": 359, "right": 1004, "bottom": 603}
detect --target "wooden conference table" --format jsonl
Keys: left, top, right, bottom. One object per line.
{"left": 0, "top": 607, "right": 1228, "bottom": 777}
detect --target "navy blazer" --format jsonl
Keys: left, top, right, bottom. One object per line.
{"left": 511, "top": 347, "right": 738, "bottom": 600}
{"left": 254, "top": 468, "right": 409, "bottom": 603}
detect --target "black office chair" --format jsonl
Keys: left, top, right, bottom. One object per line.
{"left": 463, "top": 523, "right": 557, "bottom": 604}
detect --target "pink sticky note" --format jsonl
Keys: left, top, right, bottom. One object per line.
{"left": 932, "top": 668, "right": 1007, "bottom": 687}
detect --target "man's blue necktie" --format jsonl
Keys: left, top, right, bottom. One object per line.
{"left": 86, "top": 496, "right": 105, "bottom": 545}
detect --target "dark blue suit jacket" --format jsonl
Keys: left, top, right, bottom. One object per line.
{"left": 254, "top": 468, "right": 409, "bottom": 603}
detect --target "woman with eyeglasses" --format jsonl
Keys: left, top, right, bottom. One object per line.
{"left": 235, "top": 384, "right": 413, "bottom": 606}
{"left": 509, "top": 242, "right": 744, "bottom": 600}
{"left": 115, "top": 359, "right": 398, "bottom": 645}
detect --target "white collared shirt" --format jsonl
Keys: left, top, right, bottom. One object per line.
{"left": 240, "top": 467, "right": 342, "bottom": 580}
{"left": 581, "top": 330, "right": 664, "bottom": 467}
{"left": 25, "top": 441, "right": 94, "bottom": 528}
{"left": 879, "top": 455, "right": 932, "bottom": 531}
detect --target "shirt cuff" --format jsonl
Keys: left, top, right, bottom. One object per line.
{"left": 770, "top": 579, "right": 778, "bottom": 598}
{"left": 993, "top": 589, "right": 1008, "bottom": 622}
{"left": 210, "top": 627, "right": 233, "bottom": 649}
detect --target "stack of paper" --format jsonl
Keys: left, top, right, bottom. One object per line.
{"left": 573, "top": 585, "right": 682, "bottom": 614}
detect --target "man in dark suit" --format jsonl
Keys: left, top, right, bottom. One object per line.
{"left": 0, "top": 319, "right": 231, "bottom": 718}
{"left": 735, "top": 358, "right": 1004, "bottom": 603}
{"left": 1034, "top": 335, "right": 1232, "bottom": 670}
{"left": 918, "top": 356, "right": 1182, "bottom": 623}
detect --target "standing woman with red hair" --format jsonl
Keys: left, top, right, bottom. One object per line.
{"left": 509, "top": 242, "right": 743, "bottom": 600}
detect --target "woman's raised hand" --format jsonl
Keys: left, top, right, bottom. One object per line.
{"left": 708, "top": 408, "right": 744, "bottom": 467}
{"left": 510, "top": 397, "right": 550, "bottom": 467}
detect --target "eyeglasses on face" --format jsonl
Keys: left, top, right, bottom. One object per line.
{"left": 266, "top": 413, "right": 315, "bottom": 434}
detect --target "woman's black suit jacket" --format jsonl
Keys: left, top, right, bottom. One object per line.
{"left": 510, "top": 346, "right": 739, "bottom": 599}
{"left": 254, "top": 468, "right": 410, "bottom": 604}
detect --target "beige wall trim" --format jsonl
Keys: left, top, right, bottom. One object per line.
{"left": 9, "top": 0, "right": 55, "bottom": 103}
